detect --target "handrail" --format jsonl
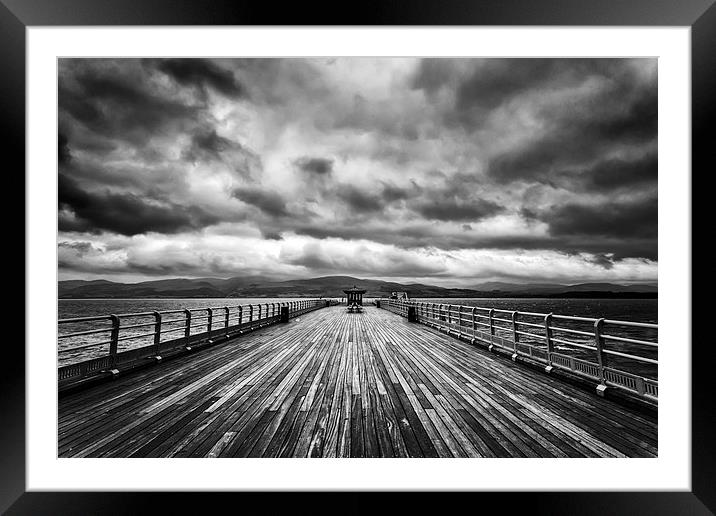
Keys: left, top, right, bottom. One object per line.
{"left": 379, "top": 298, "right": 658, "bottom": 402}
{"left": 58, "top": 298, "right": 340, "bottom": 386}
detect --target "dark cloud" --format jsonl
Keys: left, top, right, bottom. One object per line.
{"left": 233, "top": 186, "right": 289, "bottom": 218}
{"left": 183, "top": 128, "right": 245, "bottom": 163}
{"left": 153, "top": 58, "right": 245, "bottom": 98}
{"left": 193, "top": 129, "right": 239, "bottom": 155}
{"left": 335, "top": 185, "right": 383, "bottom": 214}
{"left": 510, "top": 152, "right": 657, "bottom": 193}
{"left": 412, "top": 198, "right": 504, "bottom": 222}
{"left": 454, "top": 59, "right": 624, "bottom": 111}
{"left": 59, "top": 62, "right": 199, "bottom": 143}
{"left": 588, "top": 254, "right": 616, "bottom": 269}
{"left": 261, "top": 230, "right": 284, "bottom": 240}
{"left": 380, "top": 181, "right": 422, "bottom": 203}
{"left": 543, "top": 197, "right": 657, "bottom": 240}
{"left": 294, "top": 156, "right": 334, "bottom": 175}
{"left": 59, "top": 174, "right": 220, "bottom": 235}
{"left": 579, "top": 152, "right": 657, "bottom": 192}
{"left": 485, "top": 63, "right": 656, "bottom": 185}
{"left": 418, "top": 58, "right": 570, "bottom": 112}
{"left": 58, "top": 240, "right": 99, "bottom": 255}
{"left": 406, "top": 176, "right": 504, "bottom": 222}
{"left": 59, "top": 132, "right": 71, "bottom": 165}
{"left": 488, "top": 96, "right": 656, "bottom": 184}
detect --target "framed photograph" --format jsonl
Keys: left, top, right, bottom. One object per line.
{"left": 6, "top": 0, "right": 713, "bottom": 513}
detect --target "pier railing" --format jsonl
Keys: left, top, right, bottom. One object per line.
{"left": 380, "top": 299, "right": 658, "bottom": 402}
{"left": 58, "top": 299, "right": 333, "bottom": 390}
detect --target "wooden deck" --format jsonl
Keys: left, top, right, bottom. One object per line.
{"left": 58, "top": 306, "right": 657, "bottom": 458}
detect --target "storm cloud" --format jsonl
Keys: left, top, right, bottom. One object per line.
{"left": 59, "top": 174, "right": 221, "bottom": 236}
{"left": 294, "top": 156, "right": 334, "bottom": 175}
{"left": 233, "top": 186, "right": 290, "bottom": 218}
{"left": 153, "top": 58, "right": 245, "bottom": 98}
{"left": 58, "top": 58, "right": 658, "bottom": 284}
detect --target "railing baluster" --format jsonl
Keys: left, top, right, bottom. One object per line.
{"left": 153, "top": 311, "right": 162, "bottom": 357}
{"left": 224, "top": 307, "right": 230, "bottom": 337}
{"left": 207, "top": 308, "right": 213, "bottom": 334}
{"left": 238, "top": 306, "right": 243, "bottom": 326}
{"left": 249, "top": 305, "right": 253, "bottom": 322}
{"left": 544, "top": 313, "right": 554, "bottom": 373}
{"left": 594, "top": 318, "right": 607, "bottom": 396}
{"left": 472, "top": 307, "right": 477, "bottom": 343}
{"left": 109, "top": 314, "right": 120, "bottom": 361}
{"left": 511, "top": 311, "right": 519, "bottom": 360}
{"left": 184, "top": 309, "right": 192, "bottom": 349}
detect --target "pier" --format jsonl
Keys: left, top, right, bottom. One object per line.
{"left": 58, "top": 300, "right": 657, "bottom": 458}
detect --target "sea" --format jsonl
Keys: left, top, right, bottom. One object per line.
{"left": 59, "top": 297, "right": 657, "bottom": 323}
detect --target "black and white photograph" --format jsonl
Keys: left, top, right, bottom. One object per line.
{"left": 57, "top": 57, "right": 658, "bottom": 459}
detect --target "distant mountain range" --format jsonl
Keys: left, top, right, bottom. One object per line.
{"left": 58, "top": 275, "right": 657, "bottom": 299}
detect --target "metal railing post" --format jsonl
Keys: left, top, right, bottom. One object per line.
{"left": 471, "top": 307, "right": 477, "bottom": 344}
{"left": 207, "top": 308, "right": 213, "bottom": 334}
{"left": 258, "top": 304, "right": 263, "bottom": 322}
{"left": 510, "top": 311, "right": 519, "bottom": 360}
{"left": 184, "top": 309, "right": 192, "bottom": 349}
{"left": 109, "top": 314, "right": 120, "bottom": 360}
{"left": 249, "top": 305, "right": 253, "bottom": 322}
{"left": 237, "top": 306, "right": 243, "bottom": 327}
{"left": 544, "top": 313, "right": 554, "bottom": 373}
{"left": 594, "top": 318, "right": 607, "bottom": 396}
{"left": 224, "top": 307, "right": 230, "bottom": 337}
{"left": 488, "top": 309, "right": 495, "bottom": 351}
{"left": 153, "top": 311, "right": 162, "bottom": 358}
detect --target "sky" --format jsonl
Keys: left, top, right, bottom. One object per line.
{"left": 57, "top": 58, "right": 657, "bottom": 287}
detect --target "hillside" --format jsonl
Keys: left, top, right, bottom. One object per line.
{"left": 58, "top": 275, "right": 657, "bottom": 299}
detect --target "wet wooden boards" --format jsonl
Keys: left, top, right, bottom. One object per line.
{"left": 58, "top": 306, "right": 657, "bottom": 458}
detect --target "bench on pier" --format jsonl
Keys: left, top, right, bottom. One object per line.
{"left": 347, "top": 302, "right": 363, "bottom": 313}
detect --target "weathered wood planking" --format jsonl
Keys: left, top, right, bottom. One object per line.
{"left": 58, "top": 306, "right": 657, "bottom": 458}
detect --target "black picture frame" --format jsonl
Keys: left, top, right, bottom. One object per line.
{"left": 4, "top": 0, "right": 712, "bottom": 513}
